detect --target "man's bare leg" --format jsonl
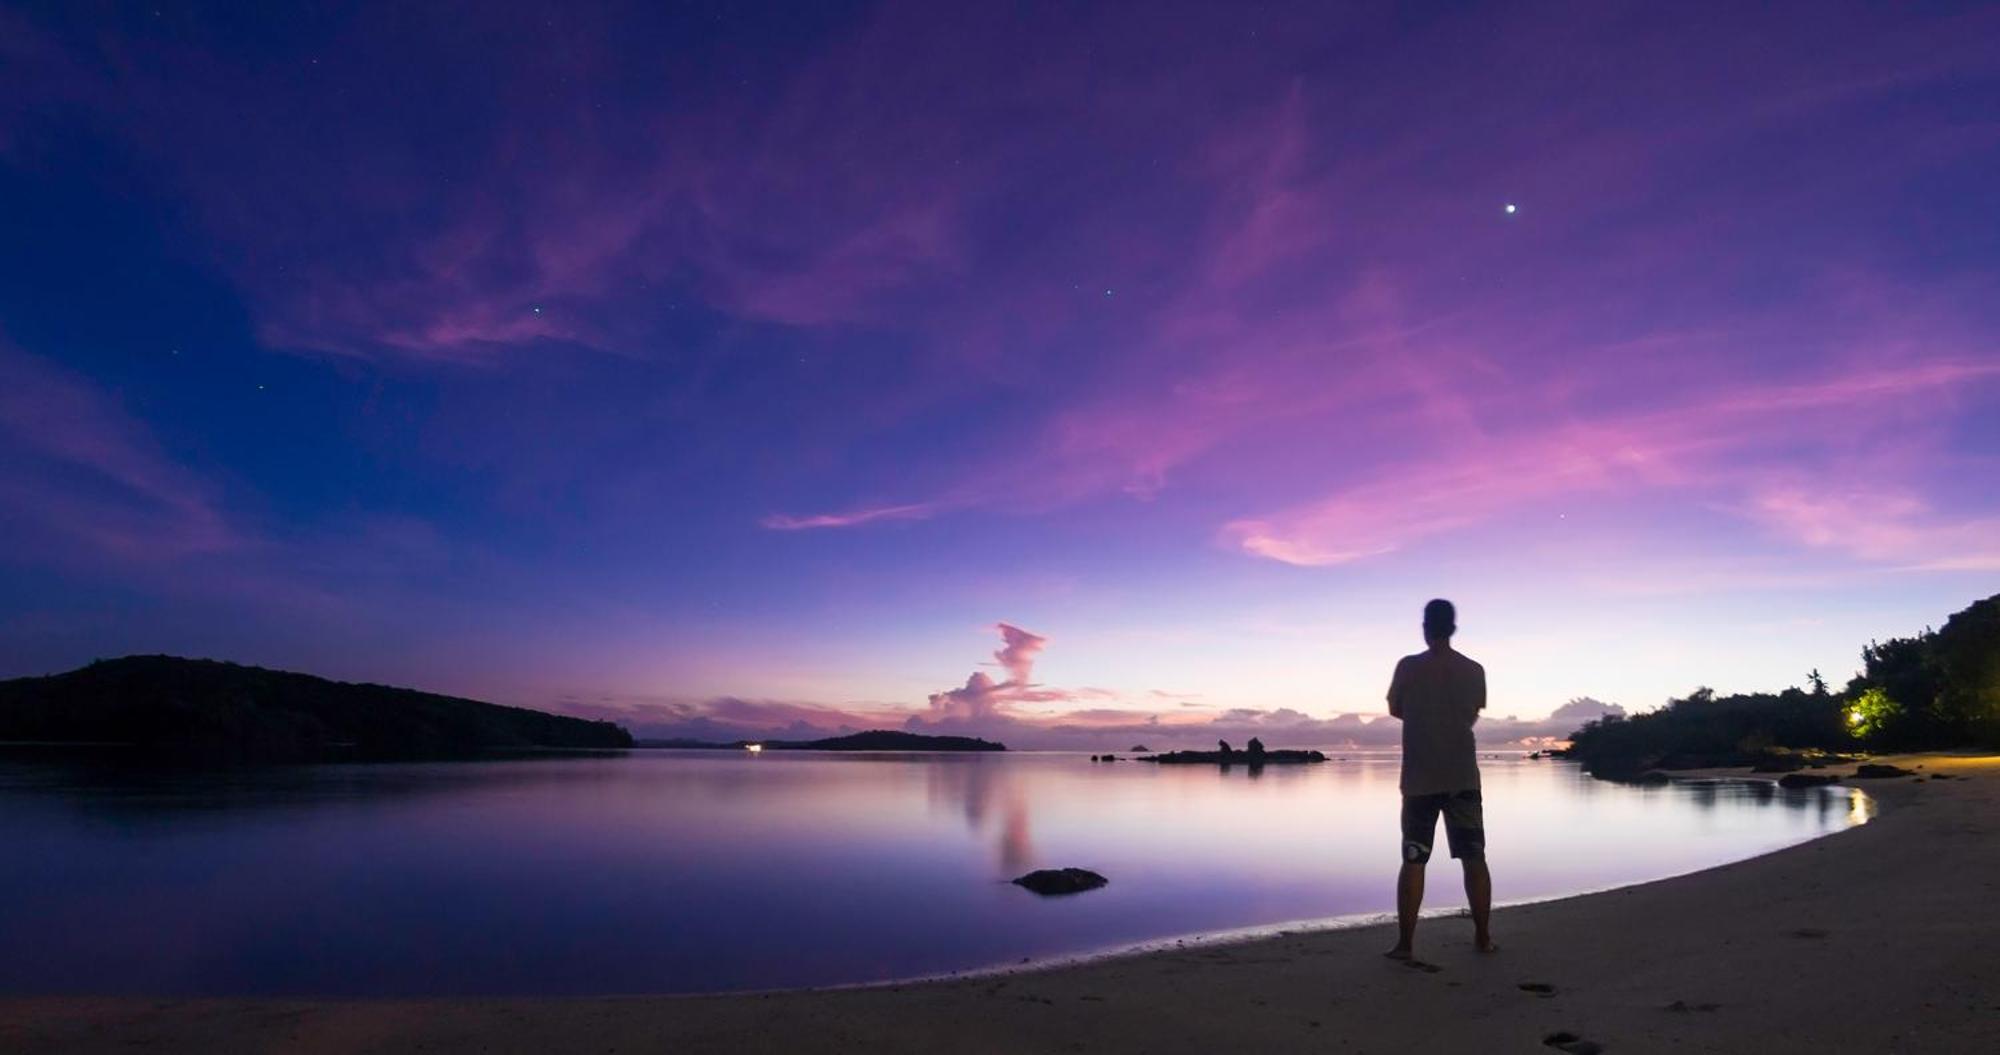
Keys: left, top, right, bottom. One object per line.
{"left": 1386, "top": 861, "right": 1425, "bottom": 958}
{"left": 1463, "top": 858, "right": 1495, "bottom": 952}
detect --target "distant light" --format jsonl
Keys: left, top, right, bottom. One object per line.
{"left": 1504, "top": 203, "right": 1518, "bottom": 215}
{"left": 532, "top": 306, "right": 544, "bottom": 314}
{"left": 1848, "top": 711, "right": 1863, "bottom": 725}
{"left": 745, "top": 742, "right": 764, "bottom": 753}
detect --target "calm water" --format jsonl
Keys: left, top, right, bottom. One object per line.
{"left": 0, "top": 750, "right": 1869, "bottom": 996}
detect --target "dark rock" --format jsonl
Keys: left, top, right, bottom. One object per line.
{"left": 1012, "top": 868, "right": 1108, "bottom": 896}
{"left": 1852, "top": 763, "right": 1916, "bottom": 779}
{"left": 1129, "top": 744, "right": 1150, "bottom": 753}
{"left": 1778, "top": 773, "right": 1838, "bottom": 789}
{"left": 1750, "top": 755, "right": 1806, "bottom": 773}
{"left": 1246, "top": 736, "right": 1266, "bottom": 761}
{"left": 1633, "top": 770, "right": 1672, "bottom": 785}
{"left": 1217, "top": 739, "right": 1234, "bottom": 756}
{"left": 1528, "top": 751, "right": 1543, "bottom": 760}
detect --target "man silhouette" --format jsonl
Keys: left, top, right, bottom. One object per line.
{"left": 1384, "top": 598, "right": 1494, "bottom": 959}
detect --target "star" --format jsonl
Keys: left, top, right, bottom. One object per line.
{"left": 1504, "top": 203, "right": 1518, "bottom": 214}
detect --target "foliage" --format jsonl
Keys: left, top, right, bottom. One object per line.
{"left": 1931, "top": 595, "right": 2000, "bottom": 745}
{"left": 1845, "top": 595, "right": 2000, "bottom": 749}
{"left": 1563, "top": 685, "right": 1848, "bottom": 778}
{"left": 1845, "top": 687, "right": 1902, "bottom": 741}
{"left": 1561, "top": 592, "right": 2000, "bottom": 776}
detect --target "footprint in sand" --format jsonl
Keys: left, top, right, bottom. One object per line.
{"left": 1400, "top": 958, "right": 1444, "bottom": 973}
{"left": 1664, "top": 999, "right": 1720, "bottom": 1013}
{"left": 1518, "top": 982, "right": 1557, "bottom": 997}
{"left": 1790, "top": 928, "right": 1829, "bottom": 940}
{"left": 1542, "top": 1031, "right": 1604, "bottom": 1054}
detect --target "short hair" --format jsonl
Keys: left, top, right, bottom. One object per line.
{"left": 1423, "top": 598, "right": 1456, "bottom": 638}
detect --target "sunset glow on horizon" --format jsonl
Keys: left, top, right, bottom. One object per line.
{"left": 1, "top": 2, "right": 1995, "bottom": 749}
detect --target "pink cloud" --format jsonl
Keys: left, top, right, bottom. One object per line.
{"left": 1745, "top": 486, "right": 2000, "bottom": 572}
{"left": 1224, "top": 356, "right": 2000, "bottom": 568}
{"left": 917, "top": 622, "right": 1065, "bottom": 724}
{"left": 991, "top": 622, "right": 1046, "bottom": 684}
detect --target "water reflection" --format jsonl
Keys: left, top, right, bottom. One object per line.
{"left": 924, "top": 755, "right": 1034, "bottom": 870}
{"left": 0, "top": 752, "right": 1867, "bottom": 997}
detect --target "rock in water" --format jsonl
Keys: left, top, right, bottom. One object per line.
{"left": 1013, "top": 868, "right": 1109, "bottom": 896}
{"left": 1778, "top": 773, "right": 1839, "bottom": 788}
{"left": 1852, "top": 763, "right": 1916, "bottom": 779}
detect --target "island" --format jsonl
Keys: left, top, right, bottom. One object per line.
{"left": 0, "top": 655, "right": 634, "bottom": 761}
{"left": 1137, "top": 738, "right": 1327, "bottom": 765}
{"left": 637, "top": 729, "right": 1005, "bottom": 752}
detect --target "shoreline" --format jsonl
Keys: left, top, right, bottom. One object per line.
{"left": 5, "top": 754, "right": 1997, "bottom": 1053}
{"left": 840, "top": 776, "right": 1870, "bottom": 1001}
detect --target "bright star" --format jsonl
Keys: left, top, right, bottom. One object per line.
{"left": 1504, "top": 203, "right": 1518, "bottom": 214}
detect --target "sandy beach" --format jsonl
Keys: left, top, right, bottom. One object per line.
{"left": 5, "top": 753, "right": 1996, "bottom": 1055}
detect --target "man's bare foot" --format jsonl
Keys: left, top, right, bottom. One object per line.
{"left": 1475, "top": 936, "right": 1499, "bottom": 953}
{"left": 1383, "top": 945, "right": 1413, "bottom": 960}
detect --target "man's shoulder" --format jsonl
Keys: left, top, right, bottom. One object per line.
{"left": 1454, "top": 651, "right": 1485, "bottom": 674}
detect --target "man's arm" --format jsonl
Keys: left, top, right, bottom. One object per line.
{"left": 1468, "top": 662, "right": 1486, "bottom": 726}
{"left": 1387, "top": 657, "right": 1408, "bottom": 720}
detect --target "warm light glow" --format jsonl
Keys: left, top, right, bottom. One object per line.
{"left": 745, "top": 743, "right": 764, "bottom": 753}
{"left": 1848, "top": 710, "right": 1863, "bottom": 724}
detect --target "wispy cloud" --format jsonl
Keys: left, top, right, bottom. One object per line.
{"left": 0, "top": 344, "right": 238, "bottom": 559}
{"left": 760, "top": 502, "right": 946, "bottom": 531}
{"left": 1224, "top": 356, "right": 2000, "bottom": 569}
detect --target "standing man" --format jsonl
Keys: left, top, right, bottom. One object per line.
{"left": 1385, "top": 598, "right": 1494, "bottom": 959}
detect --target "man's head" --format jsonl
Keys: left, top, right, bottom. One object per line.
{"left": 1422, "top": 598, "right": 1456, "bottom": 644}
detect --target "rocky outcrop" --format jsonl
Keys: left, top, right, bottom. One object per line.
{"left": 1012, "top": 868, "right": 1108, "bottom": 896}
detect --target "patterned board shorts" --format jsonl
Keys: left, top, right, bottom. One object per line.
{"left": 1400, "top": 789, "right": 1485, "bottom": 863}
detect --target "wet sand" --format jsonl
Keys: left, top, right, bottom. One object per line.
{"left": 5, "top": 753, "right": 1998, "bottom": 1054}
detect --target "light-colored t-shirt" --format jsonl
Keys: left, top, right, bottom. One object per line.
{"left": 1387, "top": 647, "right": 1486, "bottom": 795}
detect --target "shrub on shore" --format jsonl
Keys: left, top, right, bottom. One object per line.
{"left": 1561, "top": 593, "right": 1999, "bottom": 779}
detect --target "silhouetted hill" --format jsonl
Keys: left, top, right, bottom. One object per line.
{"left": 0, "top": 656, "right": 633, "bottom": 761}
{"left": 635, "top": 729, "right": 1005, "bottom": 751}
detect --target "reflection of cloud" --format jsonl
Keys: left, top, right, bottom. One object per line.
{"left": 925, "top": 758, "right": 1032, "bottom": 872}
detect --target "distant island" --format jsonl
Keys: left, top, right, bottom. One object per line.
{"left": 637, "top": 729, "right": 1005, "bottom": 752}
{"left": 1559, "top": 592, "right": 1999, "bottom": 780}
{"left": 0, "top": 655, "right": 634, "bottom": 762}
{"left": 1138, "top": 738, "right": 1327, "bottom": 765}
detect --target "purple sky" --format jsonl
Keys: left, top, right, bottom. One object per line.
{"left": 1, "top": 2, "right": 1996, "bottom": 748}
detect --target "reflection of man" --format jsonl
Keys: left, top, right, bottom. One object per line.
{"left": 1384, "top": 599, "right": 1495, "bottom": 960}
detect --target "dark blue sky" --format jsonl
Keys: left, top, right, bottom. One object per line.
{"left": 2, "top": 1, "right": 1996, "bottom": 747}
